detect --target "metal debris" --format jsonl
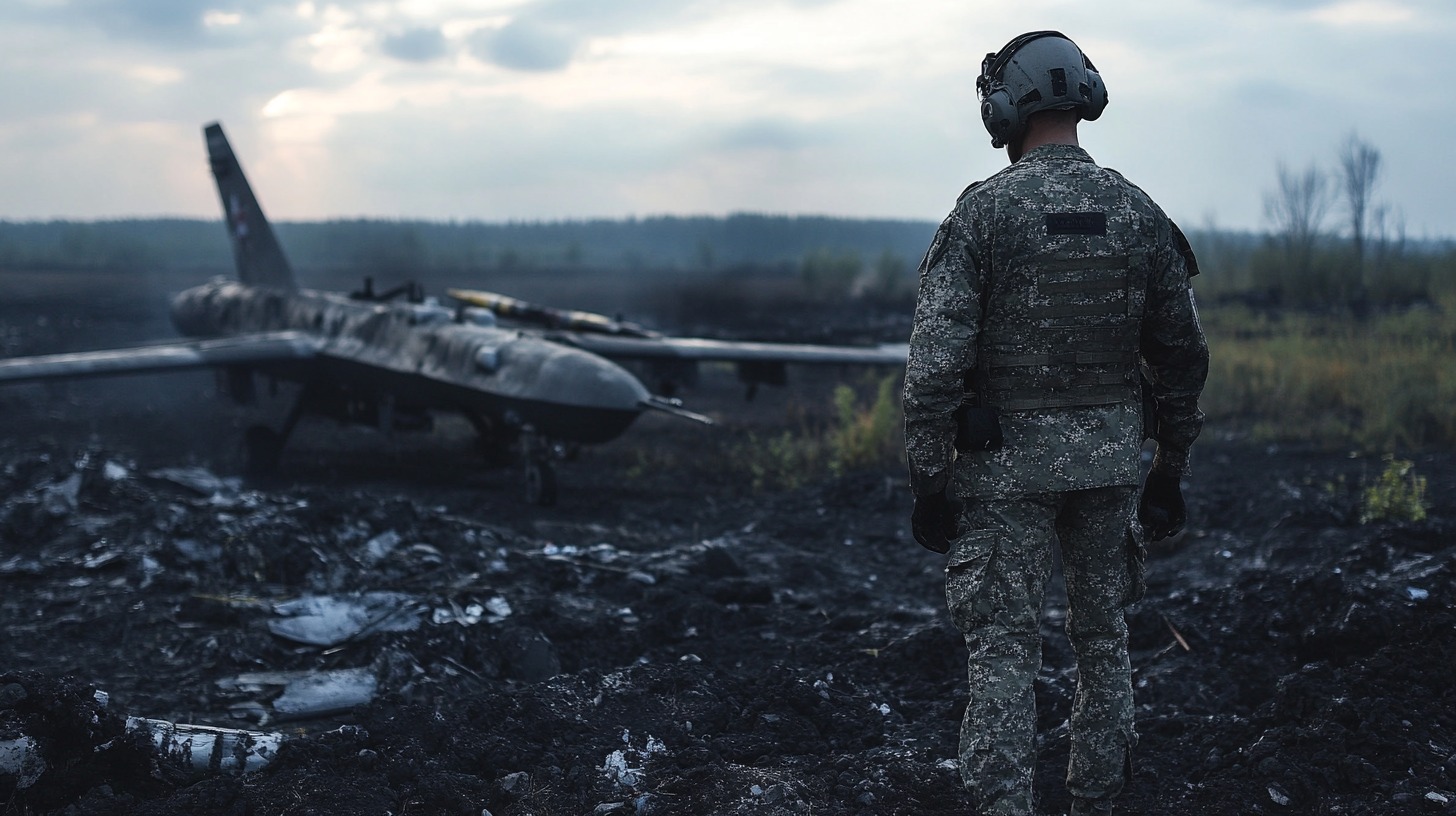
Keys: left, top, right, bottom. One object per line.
{"left": 219, "top": 667, "right": 378, "bottom": 722}
{"left": 147, "top": 465, "right": 241, "bottom": 499}
{"left": 128, "top": 717, "right": 283, "bottom": 775}
{"left": 0, "top": 736, "right": 45, "bottom": 789}
{"left": 268, "top": 592, "right": 422, "bottom": 647}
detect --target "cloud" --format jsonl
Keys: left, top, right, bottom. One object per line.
{"left": 381, "top": 27, "right": 448, "bottom": 63}
{"left": 73, "top": 0, "right": 219, "bottom": 42}
{"left": 467, "top": 0, "right": 730, "bottom": 72}
{"left": 472, "top": 19, "right": 579, "bottom": 72}
{"left": 715, "top": 118, "right": 831, "bottom": 152}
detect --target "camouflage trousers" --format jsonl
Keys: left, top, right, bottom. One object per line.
{"left": 944, "top": 486, "right": 1142, "bottom": 815}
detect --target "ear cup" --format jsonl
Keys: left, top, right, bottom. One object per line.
{"left": 1081, "top": 68, "right": 1108, "bottom": 121}
{"left": 979, "top": 88, "right": 1020, "bottom": 148}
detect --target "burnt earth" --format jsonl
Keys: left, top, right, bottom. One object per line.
{"left": 2, "top": 428, "right": 1454, "bottom": 816}
{"left": 2, "top": 268, "right": 1455, "bottom": 815}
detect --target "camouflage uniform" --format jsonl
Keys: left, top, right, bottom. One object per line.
{"left": 903, "top": 143, "right": 1208, "bottom": 814}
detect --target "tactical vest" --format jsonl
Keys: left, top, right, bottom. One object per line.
{"left": 977, "top": 248, "right": 1146, "bottom": 413}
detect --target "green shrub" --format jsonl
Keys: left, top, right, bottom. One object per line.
{"left": 1359, "top": 455, "right": 1429, "bottom": 523}
{"left": 828, "top": 375, "right": 903, "bottom": 475}
{"left": 731, "top": 373, "right": 905, "bottom": 491}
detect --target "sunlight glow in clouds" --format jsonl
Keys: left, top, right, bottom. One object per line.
{"left": 203, "top": 10, "right": 243, "bottom": 28}
{"left": 1307, "top": 1, "right": 1416, "bottom": 26}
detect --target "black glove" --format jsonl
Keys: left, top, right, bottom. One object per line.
{"left": 1139, "top": 472, "right": 1186, "bottom": 542}
{"left": 912, "top": 492, "right": 958, "bottom": 554}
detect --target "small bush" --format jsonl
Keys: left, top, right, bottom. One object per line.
{"left": 1359, "top": 455, "right": 1429, "bottom": 524}
{"left": 731, "top": 373, "right": 905, "bottom": 491}
{"left": 828, "top": 376, "right": 903, "bottom": 476}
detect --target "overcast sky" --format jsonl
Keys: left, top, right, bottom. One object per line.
{"left": 0, "top": 0, "right": 1450, "bottom": 236}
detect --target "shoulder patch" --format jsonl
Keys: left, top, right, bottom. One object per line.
{"left": 1171, "top": 221, "right": 1200, "bottom": 278}
{"left": 1046, "top": 212, "right": 1107, "bottom": 236}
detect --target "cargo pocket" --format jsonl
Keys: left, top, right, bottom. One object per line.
{"left": 1122, "top": 523, "right": 1147, "bottom": 607}
{"left": 944, "top": 529, "right": 997, "bottom": 634}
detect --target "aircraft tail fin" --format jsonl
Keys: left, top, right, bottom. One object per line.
{"left": 203, "top": 122, "right": 297, "bottom": 291}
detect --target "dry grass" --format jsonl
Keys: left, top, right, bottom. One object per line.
{"left": 1202, "top": 295, "right": 1456, "bottom": 450}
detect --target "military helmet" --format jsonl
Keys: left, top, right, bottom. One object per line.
{"left": 977, "top": 31, "right": 1108, "bottom": 149}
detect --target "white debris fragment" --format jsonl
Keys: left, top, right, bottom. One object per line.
{"left": 872, "top": 703, "right": 891, "bottom": 716}
{"left": 1428, "top": 792, "right": 1450, "bottom": 804}
{"left": 600, "top": 734, "right": 666, "bottom": 791}
{"left": 407, "top": 543, "right": 444, "bottom": 566}
{"left": 0, "top": 736, "right": 45, "bottom": 789}
{"left": 220, "top": 667, "right": 378, "bottom": 720}
{"left": 268, "top": 592, "right": 421, "bottom": 646}
{"left": 484, "top": 596, "right": 513, "bottom": 621}
{"left": 139, "top": 554, "right": 163, "bottom": 588}
{"left": 1406, "top": 587, "right": 1430, "bottom": 601}
{"left": 41, "top": 472, "right": 82, "bottom": 516}
{"left": 148, "top": 466, "right": 241, "bottom": 500}
{"left": 601, "top": 749, "right": 642, "bottom": 788}
{"left": 936, "top": 758, "right": 960, "bottom": 771}
{"left": 1268, "top": 785, "right": 1290, "bottom": 806}
{"left": 103, "top": 461, "right": 130, "bottom": 481}
{"left": 361, "top": 530, "right": 401, "bottom": 565}
{"left": 128, "top": 718, "right": 283, "bottom": 774}
{"left": 627, "top": 570, "right": 656, "bottom": 586}
{"left": 432, "top": 602, "right": 485, "bottom": 626}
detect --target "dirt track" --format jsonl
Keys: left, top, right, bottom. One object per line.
{"left": 2, "top": 267, "right": 1455, "bottom": 815}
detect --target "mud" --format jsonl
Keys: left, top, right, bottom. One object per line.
{"left": 2, "top": 267, "right": 1454, "bottom": 815}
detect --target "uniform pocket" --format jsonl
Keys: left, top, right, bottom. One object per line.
{"left": 945, "top": 529, "right": 998, "bottom": 633}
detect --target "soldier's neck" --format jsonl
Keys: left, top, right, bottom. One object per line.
{"left": 1007, "top": 122, "right": 1080, "bottom": 163}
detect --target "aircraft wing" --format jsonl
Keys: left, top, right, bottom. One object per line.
{"left": 550, "top": 333, "right": 908, "bottom": 367}
{"left": 0, "top": 331, "right": 320, "bottom": 385}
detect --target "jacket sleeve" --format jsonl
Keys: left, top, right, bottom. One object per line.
{"left": 1141, "top": 220, "right": 1209, "bottom": 477}
{"left": 903, "top": 214, "right": 982, "bottom": 497}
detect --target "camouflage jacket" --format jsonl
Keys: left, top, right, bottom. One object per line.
{"left": 903, "top": 144, "right": 1208, "bottom": 500}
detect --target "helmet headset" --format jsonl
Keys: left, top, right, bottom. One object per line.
{"left": 977, "top": 31, "right": 1108, "bottom": 149}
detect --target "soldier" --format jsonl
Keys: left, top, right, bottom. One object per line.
{"left": 902, "top": 31, "right": 1209, "bottom": 816}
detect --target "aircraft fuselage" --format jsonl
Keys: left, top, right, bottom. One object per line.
{"left": 169, "top": 279, "right": 652, "bottom": 445}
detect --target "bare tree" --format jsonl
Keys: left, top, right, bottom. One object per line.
{"left": 1337, "top": 133, "right": 1382, "bottom": 280}
{"left": 1264, "top": 160, "right": 1334, "bottom": 287}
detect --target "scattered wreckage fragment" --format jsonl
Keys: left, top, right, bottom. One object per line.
{"left": 1, "top": 688, "right": 284, "bottom": 794}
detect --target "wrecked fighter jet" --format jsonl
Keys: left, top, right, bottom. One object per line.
{"left": 0, "top": 122, "right": 906, "bottom": 505}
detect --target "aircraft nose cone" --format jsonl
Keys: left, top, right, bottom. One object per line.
{"left": 537, "top": 346, "right": 650, "bottom": 412}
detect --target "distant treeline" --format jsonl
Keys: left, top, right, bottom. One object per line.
{"left": 2, "top": 214, "right": 1453, "bottom": 311}
{"left": 0, "top": 214, "right": 936, "bottom": 277}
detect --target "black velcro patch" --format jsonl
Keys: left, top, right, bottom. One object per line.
{"left": 1046, "top": 212, "right": 1107, "bottom": 236}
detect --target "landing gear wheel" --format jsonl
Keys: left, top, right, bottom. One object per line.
{"left": 243, "top": 425, "right": 283, "bottom": 475}
{"left": 524, "top": 459, "right": 557, "bottom": 507}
